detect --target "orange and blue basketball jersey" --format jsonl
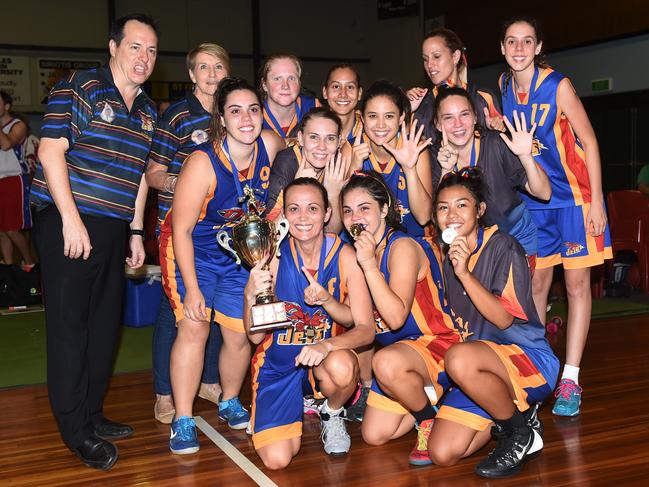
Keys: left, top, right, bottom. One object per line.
{"left": 250, "top": 235, "right": 345, "bottom": 447}
{"left": 360, "top": 135, "right": 426, "bottom": 237}
{"left": 437, "top": 226, "right": 559, "bottom": 429}
{"left": 500, "top": 67, "right": 590, "bottom": 210}
{"left": 159, "top": 138, "right": 272, "bottom": 327}
{"left": 346, "top": 111, "right": 364, "bottom": 144}
{"left": 374, "top": 230, "right": 458, "bottom": 348}
{"left": 262, "top": 94, "right": 320, "bottom": 139}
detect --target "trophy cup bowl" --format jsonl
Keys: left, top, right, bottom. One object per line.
{"left": 217, "top": 215, "right": 291, "bottom": 333}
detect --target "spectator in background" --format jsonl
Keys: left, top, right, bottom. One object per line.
{"left": 638, "top": 164, "right": 649, "bottom": 197}
{"left": 30, "top": 14, "right": 158, "bottom": 471}
{"left": 0, "top": 90, "right": 36, "bottom": 268}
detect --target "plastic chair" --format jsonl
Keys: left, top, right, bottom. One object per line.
{"left": 606, "top": 190, "right": 649, "bottom": 293}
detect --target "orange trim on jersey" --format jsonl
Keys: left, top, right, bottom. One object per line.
{"left": 436, "top": 404, "right": 492, "bottom": 431}
{"left": 476, "top": 90, "right": 501, "bottom": 118}
{"left": 366, "top": 133, "right": 402, "bottom": 174}
{"left": 289, "top": 234, "right": 342, "bottom": 280}
{"left": 197, "top": 176, "right": 217, "bottom": 223}
{"left": 250, "top": 335, "right": 274, "bottom": 435}
{"left": 159, "top": 229, "right": 179, "bottom": 310}
{"left": 536, "top": 253, "right": 562, "bottom": 269}
{"left": 482, "top": 341, "right": 547, "bottom": 408}
{"left": 553, "top": 104, "right": 589, "bottom": 206}
{"left": 468, "top": 225, "right": 498, "bottom": 272}
{"left": 213, "top": 309, "right": 245, "bottom": 333}
{"left": 399, "top": 338, "right": 447, "bottom": 402}
{"left": 498, "top": 264, "right": 528, "bottom": 321}
{"left": 351, "top": 111, "right": 363, "bottom": 140}
{"left": 215, "top": 140, "right": 259, "bottom": 183}
{"left": 535, "top": 68, "right": 554, "bottom": 90}
{"left": 252, "top": 421, "right": 302, "bottom": 450}
{"left": 366, "top": 389, "right": 408, "bottom": 415}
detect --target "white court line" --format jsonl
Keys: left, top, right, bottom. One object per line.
{"left": 195, "top": 416, "right": 278, "bottom": 487}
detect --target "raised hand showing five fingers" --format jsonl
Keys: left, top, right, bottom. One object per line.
{"left": 499, "top": 110, "right": 537, "bottom": 158}
{"left": 383, "top": 119, "right": 432, "bottom": 171}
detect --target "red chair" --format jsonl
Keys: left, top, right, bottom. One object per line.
{"left": 606, "top": 190, "right": 649, "bottom": 294}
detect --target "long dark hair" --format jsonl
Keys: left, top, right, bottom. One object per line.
{"left": 341, "top": 170, "right": 402, "bottom": 230}
{"left": 434, "top": 167, "right": 488, "bottom": 229}
{"left": 432, "top": 86, "right": 483, "bottom": 147}
{"left": 423, "top": 28, "right": 467, "bottom": 83}
{"left": 210, "top": 77, "right": 260, "bottom": 142}
{"left": 501, "top": 17, "right": 549, "bottom": 93}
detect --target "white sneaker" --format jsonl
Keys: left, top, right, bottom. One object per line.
{"left": 320, "top": 408, "right": 350, "bottom": 456}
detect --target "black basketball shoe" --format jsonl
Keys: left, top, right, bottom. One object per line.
{"left": 474, "top": 422, "right": 543, "bottom": 478}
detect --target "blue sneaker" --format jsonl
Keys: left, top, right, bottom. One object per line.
{"left": 218, "top": 396, "right": 250, "bottom": 430}
{"left": 169, "top": 416, "right": 199, "bottom": 455}
{"left": 552, "top": 379, "right": 582, "bottom": 417}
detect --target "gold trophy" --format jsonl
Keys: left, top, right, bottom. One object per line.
{"left": 216, "top": 187, "right": 291, "bottom": 333}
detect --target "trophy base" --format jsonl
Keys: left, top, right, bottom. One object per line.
{"left": 250, "top": 301, "right": 292, "bottom": 333}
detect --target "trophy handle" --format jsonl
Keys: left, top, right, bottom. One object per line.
{"left": 275, "top": 218, "right": 290, "bottom": 258}
{"left": 216, "top": 230, "right": 241, "bottom": 265}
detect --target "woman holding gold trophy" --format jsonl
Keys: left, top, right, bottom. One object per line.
{"left": 159, "top": 77, "right": 284, "bottom": 455}
{"left": 244, "top": 178, "right": 374, "bottom": 470}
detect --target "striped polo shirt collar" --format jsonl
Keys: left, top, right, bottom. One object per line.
{"left": 186, "top": 90, "right": 209, "bottom": 116}
{"left": 96, "top": 64, "right": 153, "bottom": 114}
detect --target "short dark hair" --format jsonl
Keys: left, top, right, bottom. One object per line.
{"left": 109, "top": 14, "right": 159, "bottom": 45}
{"left": 0, "top": 90, "right": 12, "bottom": 106}
{"left": 284, "top": 177, "right": 330, "bottom": 210}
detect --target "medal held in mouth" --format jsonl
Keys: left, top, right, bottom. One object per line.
{"left": 217, "top": 186, "right": 292, "bottom": 333}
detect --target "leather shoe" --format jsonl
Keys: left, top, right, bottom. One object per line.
{"left": 94, "top": 418, "right": 134, "bottom": 440}
{"left": 73, "top": 435, "right": 118, "bottom": 470}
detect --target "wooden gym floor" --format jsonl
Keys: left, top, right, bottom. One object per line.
{"left": 1, "top": 314, "right": 649, "bottom": 486}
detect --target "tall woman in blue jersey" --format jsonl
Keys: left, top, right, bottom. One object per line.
{"left": 160, "top": 78, "right": 284, "bottom": 454}
{"left": 349, "top": 80, "right": 433, "bottom": 236}
{"left": 431, "top": 169, "right": 558, "bottom": 478}
{"left": 433, "top": 87, "right": 551, "bottom": 258}
{"left": 500, "top": 18, "right": 611, "bottom": 417}
{"left": 245, "top": 178, "right": 374, "bottom": 469}
{"left": 341, "top": 171, "right": 460, "bottom": 466}
{"left": 408, "top": 28, "right": 504, "bottom": 143}
{"left": 322, "top": 64, "right": 363, "bottom": 144}
{"left": 146, "top": 43, "right": 230, "bottom": 424}
{"left": 260, "top": 53, "right": 320, "bottom": 139}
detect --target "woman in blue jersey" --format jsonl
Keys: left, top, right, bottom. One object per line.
{"left": 244, "top": 178, "right": 374, "bottom": 469}
{"left": 433, "top": 87, "right": 550, "bottom": 258}
{"left": 265, "top": 107, "right": 350, "bottom": 233}
{"left": 322, "top": 64, "right": 363, "bottom": 144}
{"left": 159, "top": 77, "right": 284, "bottom": 454}
{"left": 500, "top": 17, "right": 612, "bottom": 417}
{"left": 146, "top": 42, "right": 230, "bottom": 425}
{"left": 341, "top": 171, "right": 460, "bottom": 466}
{"left": 349, "top": 80, "right": 433, "bottom": 236}
{"left": 407, "top": 28, "right": 504, "bottom": 144}
{"left": 260, "top": 53, "right": 320, "bottom": 139}
{"left": 431, "top": 169, "right": 558, "bottom": 478}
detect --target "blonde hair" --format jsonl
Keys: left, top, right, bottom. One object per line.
{"left": 187, "top": 43, "right": 230, "bottom": 73}
{"left": 259, "top": 53, "right": 303, "bottom": 98}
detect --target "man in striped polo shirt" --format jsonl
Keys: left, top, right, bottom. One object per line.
{"left": 30, "top": 14, "right": 158, "bottom": 471}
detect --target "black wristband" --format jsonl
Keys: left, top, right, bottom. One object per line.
{"left": 130, "top": 228, "right": 145, "bottom": 238}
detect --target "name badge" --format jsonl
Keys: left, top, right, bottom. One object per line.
{"left": 100, "top": 103, "right": 115, "bottom": 123}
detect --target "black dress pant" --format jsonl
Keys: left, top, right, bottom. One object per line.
{"left": 33, "top": 206, "right": 127, "bottom": 449}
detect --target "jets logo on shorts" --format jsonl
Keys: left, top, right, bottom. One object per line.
{"left": 374, "top": 310, "right": 389, "bottom": 334}
{"left": 564, "top": 242, "right": 585, "bottom": 256}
